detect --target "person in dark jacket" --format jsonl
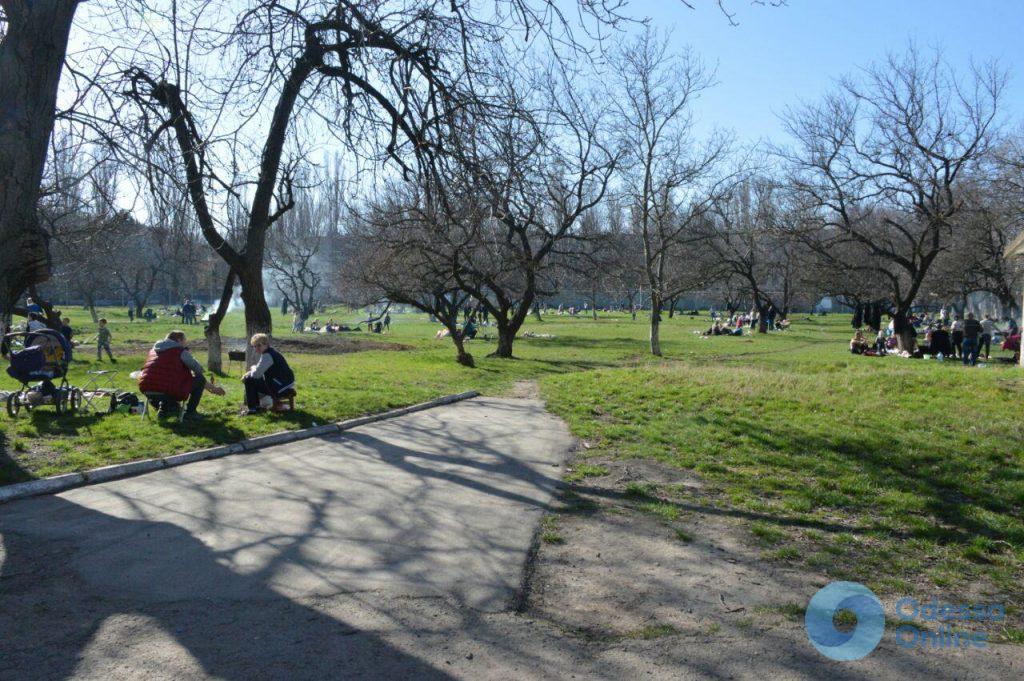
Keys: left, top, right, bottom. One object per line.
{"left": 60, "top": 317, "right": 74, "bottom": 343}
{"left": 138, "top": 330, "right": 224, "bottom": 419}
{"left": 241, "top": 333, "right": 295, "bottom": 414}
{"left": 962, "top": 313, "right": 984, "bottom": 366}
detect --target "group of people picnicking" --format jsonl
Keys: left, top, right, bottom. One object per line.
{"left": 849, "top": 307, "right": 1021, "bottom": 366}
{"left": 700, "top": 307, "right": 790, "bottom": 336}
{"left": 301, "top": 312, "right": 391, "bottom": 334}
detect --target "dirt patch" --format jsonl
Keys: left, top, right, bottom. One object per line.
{"left": 530, "top": 458, "right": 822, "bottom": 640}
{"left": 505, "top": 380, "right": 541, "bottom": 400}
{"left": 522, "top": 455, "right": 1024, "bottom": 677}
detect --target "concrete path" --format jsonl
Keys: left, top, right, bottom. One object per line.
{"left": 0, "top": 397, "right": 574, "bottom": 680}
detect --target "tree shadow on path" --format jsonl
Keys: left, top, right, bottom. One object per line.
{"left": 0, "top": 496, "right": 453, "bottom": 680}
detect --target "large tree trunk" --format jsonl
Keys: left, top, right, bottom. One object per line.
{"left": 756, "top": 302, "right": 770, "bottom": 334}
{"left": 893, "top": 309, "right": 915, "bottom": 353}
{"left": 0, "top": 0, "right": 80, "bottom": 317}
{"left": 238, "top": 265, "right": 272, "bottom": 367}
{"left": 493, "top": 326, "right": 515, "bottom": 358}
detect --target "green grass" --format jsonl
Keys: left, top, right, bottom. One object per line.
{"left": 564, "top": 462, "right": 609, "bottom": 483}
{"left": 540, "top": 514, "right": 564, "bottom": 544}
{"left": 624, "top": 623, "right": 678, "bottom": 640}
{"left": 538, "top": 312, "right": 1024, "bottom": 621}
{"left": 4, "top": 304, "right": 1024, "bottom": 627}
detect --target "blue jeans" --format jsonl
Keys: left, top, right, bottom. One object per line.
{"left": 962, "top": 338, "right": 979, "bottom": 366}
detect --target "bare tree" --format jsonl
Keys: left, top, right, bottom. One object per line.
{"left": 611, "top": 28, "right": 732, "bottom": 354}
{"left": 267, "top": 188, "right": 329, "bottom": 326}
{"left": 702, "top": 178, "right": 810, "bottom": 331}
{"left": 781, "top": 46, "right": 1005, "bottom": 350}
{"left": 436, "top": 62, "right": 619, "bottom": 358}
{"left": 345, "top": 182, "right": 479, "bottom": 366}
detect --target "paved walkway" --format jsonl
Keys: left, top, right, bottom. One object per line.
{"left": 0, "top": 397, "right": 573, "bottom": 679}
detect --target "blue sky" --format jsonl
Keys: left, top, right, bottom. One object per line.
{"left": 624, "top": 0, "right": 1024, "bottom": 144}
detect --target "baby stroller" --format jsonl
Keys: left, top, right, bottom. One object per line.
{"left": 4, "top": 329, "right": 81, "bottom": 417}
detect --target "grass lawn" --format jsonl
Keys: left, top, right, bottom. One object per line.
{"left": 2, "top": 303, "right": 1023, "bottom": 630}
{"left": 540, "top": 318, "right": 1024, "bottom": 634}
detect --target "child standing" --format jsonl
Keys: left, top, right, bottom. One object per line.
{"left": 97, "top": 319, "right": 115, "bottom": 362}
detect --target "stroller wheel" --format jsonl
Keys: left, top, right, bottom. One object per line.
{"left": 6, "top": 392, "right": 21, "bottom": 418}
{"left": 54, "top": 389, "right": 64, "bottom": 415}
{"left": 69, "top": 389, "right": 83, "bottom": 414}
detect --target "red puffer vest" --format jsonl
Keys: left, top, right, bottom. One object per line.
{"left": 138, "top": 346, "right": 193, "bottom": 400}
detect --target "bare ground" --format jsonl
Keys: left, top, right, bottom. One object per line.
{"left": 520, "top": 455, "right": 1024, "bottom": 679}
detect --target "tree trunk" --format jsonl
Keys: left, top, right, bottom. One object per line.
{"left": 206, "top": 327, "right": 224, "bottom": 375}
{"left": 493, "top": 327, "right": 515, "bottom": 358}
{"left": 238, "top": 265, "right": 272, "bottom": 368}
{"left": 84, "top": 292, "right": 98, "bottom": 323}
{"left": 893, "top": 309, "right": 915, "bottom": 353}
{"left": 650, "top": 293, "right": 663, "bottom": 356}
{"left": 0, "top": 0, "right": 80, "bottom": 319}
{"left": 757, "top": 304, "right": 770, "bottom": 334}
{"left": 451, "top": 332, "right": 474, "bottom": 367}
{"left": 205, "top": 270, "right": 236, "bottom": 374}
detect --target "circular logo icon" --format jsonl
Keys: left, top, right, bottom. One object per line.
{"left": 805, "top": 581, "right": 885, "bottom": 661}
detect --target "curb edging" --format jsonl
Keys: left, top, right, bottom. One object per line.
{"left": 0, "top": 390, "right": 480, "bottom": 505}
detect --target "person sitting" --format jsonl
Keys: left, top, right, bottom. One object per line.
{"left": 26, "top": 311, "right": 47, "bottom": 334}
{"left": 850, "top": 331, "right": 870, "bottom": 355}
{"left": 309, "top": 319, "right": 321, "bottom": 332}
{"left": 874, "top": 329, "right": 888, "bottom": 355}
{"left": 138, "top": 330, "right": 224, "bottom": 420}
{"left": 929, "top": 325, "right": 952, "bottom": 357}
{"left": 242, "top": 333, "right": 295, "bottom": 415}
{"left": 462, "top": 318, "right": 478, "bottom": 340}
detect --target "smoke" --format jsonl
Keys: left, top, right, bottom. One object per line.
{"left": 213, "top": 285, "right": 244, "bottom": 314}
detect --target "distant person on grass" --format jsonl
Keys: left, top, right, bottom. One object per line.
{"left": 138, "top": 330, "right": 224, "bottom": 420}
{"left": 60, "top": 317, "right": 73, "bottom": 343}
{"left": 850, "top": 330, "right": 870, "bottom": 355}
{"left": 950, "top": 315, "right": 964, "bottom": 359}
{"left": 96, "top": 319, "right": 115, "bottom": 362}
{"left": 962, "top": 313, "right": 983, "bottom": 366}
{"left": 980, "top": 314, "right": 997, "bottom": 359}
{"left": 241, "top": 333, "right": 295, "bottom": 415}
